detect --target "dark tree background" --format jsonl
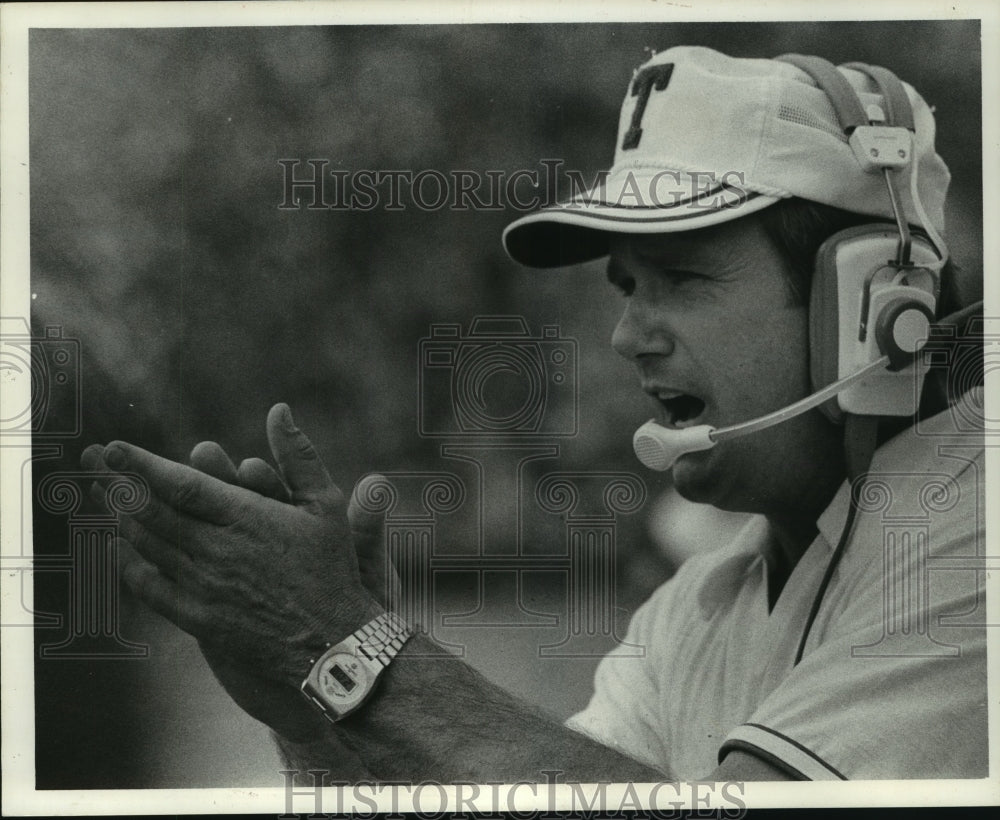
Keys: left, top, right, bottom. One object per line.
{"left": 27, "top": 21, "right": 981, "bottom": 788}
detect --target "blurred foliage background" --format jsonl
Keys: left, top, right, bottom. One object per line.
{"left": 28, "top": 21, "right": 981, "bottom": 787}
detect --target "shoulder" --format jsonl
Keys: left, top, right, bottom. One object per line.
{"left": 856, "top": 388, "right": 985, "bottom": 552}
{"left": 819, "top": 388, "right": 985, "bottom": 570}
{"left": 629, "top": 515, "right": 770, "bottom": 638}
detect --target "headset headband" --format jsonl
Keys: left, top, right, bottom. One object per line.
{"left": 777, "top": 54, "right": 872, "bottom": 132}
{"left": 841, "top": 62, "right": 915, "bottom": 131}
{"left": 775, "top": 54, "right": 930, "bottom": 269}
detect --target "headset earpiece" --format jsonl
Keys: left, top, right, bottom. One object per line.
{"left": 778, "top": 55, "right": 947, "bottom": 423}
{"left": 875, "top": 297, "right": 934, "bottom": 371}
{"left": 810, "top": 225, "right": 940, "bottom": 422}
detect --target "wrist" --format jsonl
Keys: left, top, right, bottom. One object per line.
{"left": 299, "top": 609, "right": 413, "bottom": 724}
{"left": 280, "top": 593, "right": 385, "bottom": 689}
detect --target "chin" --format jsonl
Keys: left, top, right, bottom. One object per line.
{"left": 670, "top": 447, "right": 732, "bottom": 508}
{"left": 673, "top": 417, "right": 846, "bottom": 517}
{"left": 670, "top": 438, "right": 777, "bottom": 515}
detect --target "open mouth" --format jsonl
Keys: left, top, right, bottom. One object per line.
{"left": 657, "top": 393, "right": 707, "bottom": 428}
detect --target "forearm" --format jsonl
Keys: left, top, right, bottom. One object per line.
{"left": 273, "top": 729, "right": 375, "bottom": 783}
{"left": 276, "top": 634, "right": 668, "bottom": 783}
{"left": 87, "top": 425, "right": 666, "bottom": 783}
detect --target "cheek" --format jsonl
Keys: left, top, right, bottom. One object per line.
{"left": 709, "top": 304, "right": 811, "bottom": 409}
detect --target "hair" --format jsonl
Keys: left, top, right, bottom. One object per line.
{"left": 758, "top": 196, "right": 981, "bottom": 414}
{"left": 757, "top": 196, "right": 966, "bottom": 312}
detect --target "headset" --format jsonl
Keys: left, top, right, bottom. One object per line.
{"left": 630, "top": 55, "right": 983, "bottom": 664}
{"left": 634, "top": 55, "right": 953, "bottom": 472}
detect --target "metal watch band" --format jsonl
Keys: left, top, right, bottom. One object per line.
{"left": 353, "top": 611, "right": 412, "bottom": 668}
{"left": 300, "top": 610, "right": 414, "bottom": 723}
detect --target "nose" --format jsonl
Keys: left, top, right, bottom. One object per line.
{"left": 611, "top": 296, "right": 675, "bottom": 361}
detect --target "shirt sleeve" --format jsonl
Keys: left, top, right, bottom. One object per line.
{"left": 564, "top": 580, "right": 675, "bottom": 773}
{"left": 720, "top": 453, "right": 988, "bottom": 780}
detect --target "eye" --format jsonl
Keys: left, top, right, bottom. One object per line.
{"left": 659, "top": 268, "right": 702, "bottom": 285}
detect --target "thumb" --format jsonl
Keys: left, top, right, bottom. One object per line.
{"left": 347, "top": 473, "right": 391, "bottom": 559}
{"left": 348, "top": 473, "right": 399, "bottom": 608}
{"left": 265, "top": 403, "right": 338, "bottom": 512}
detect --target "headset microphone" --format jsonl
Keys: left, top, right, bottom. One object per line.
{"left": 632, "top": 298, "right": 982, "bottom": 472}
{"left": 633, "top": 423, "right": 716, "bottom": 472}
{"left": 633, "top": 355, "right": 891, "bottom": 471}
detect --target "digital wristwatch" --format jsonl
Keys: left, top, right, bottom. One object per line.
{"left": 300, "top": 611, "right": 413, "bottom": 722}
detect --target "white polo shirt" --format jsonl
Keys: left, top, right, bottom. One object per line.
{"left": 568, "top": 393, "right": 987, "bottom": 780}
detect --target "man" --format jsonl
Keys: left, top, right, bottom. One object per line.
{"left": 82, "top": 46, "right": 986, "bottom": 781}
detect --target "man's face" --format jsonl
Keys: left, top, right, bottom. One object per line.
{"left": 608, "top": 215, "right": 845, "bottom": 518}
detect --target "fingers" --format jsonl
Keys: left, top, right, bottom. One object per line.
{"left": 115, "top": 536, "right": 142, "bottom": 572}
{"left": 85, "top": 404, "right": 337, "bottom": 528}
{"left": 189, "top": 441, "right": 239, "bottom": 484}
{"left": 266, "top": 404, "right": 341, "bottom": 512}
{"left": 81, "top": 443, "right": 105, "bottom": 472}
{"left": 119, "top": 547, "right": 214, "bottom": 637}
{"left": 237, "top": 457, "right": 290, "bottom": 503}
{"left": 90, "top": 484, "right": 196, "bottom": 579}
{"left": 87, "top": 447, "right": 201, "bottom": 575}
{"left": 98, "top": 440, "right": 244, "bottom": 525}
{"left": 87, "top": 462, "right": 206, "bottom": 550}
{"left": 190, "top": 441, "right": 289, "bottom": 502}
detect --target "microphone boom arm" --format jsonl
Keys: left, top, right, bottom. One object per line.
{"left": 711, "top": 354, "right": 891, "bottom": 442}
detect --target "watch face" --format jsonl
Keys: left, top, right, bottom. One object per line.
{"left": 317, "top": 652, "right": 371, "bottom": 711}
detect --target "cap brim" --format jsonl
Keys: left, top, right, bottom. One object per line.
{"left": 502, "top": 169, "right": 781, "bottom": 268}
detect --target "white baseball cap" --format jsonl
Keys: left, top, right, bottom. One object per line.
{"left": 502, "top": 46, "right": 950, "bottom": 267}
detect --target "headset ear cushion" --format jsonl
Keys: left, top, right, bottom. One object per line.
{"left": 809, "top": 224, "right": 941, "bottom": 422}
{"left": 810, "top": 229, "right": 849, "bottom": 425}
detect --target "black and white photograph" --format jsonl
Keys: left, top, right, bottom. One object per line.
{"left": 1, "top": 0, "right": 997, "bottom": 814}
